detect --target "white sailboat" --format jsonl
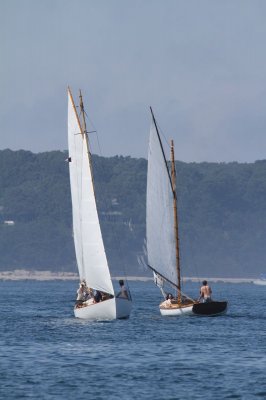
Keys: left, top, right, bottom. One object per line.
{"left": 253, "top": 275, "right": 266, "bottom": 285}
{"left": 146, "top": 108, "right": 227, "bottom": 317}
{"left": 67, "top": 87, "right": 132, "bottom": 320}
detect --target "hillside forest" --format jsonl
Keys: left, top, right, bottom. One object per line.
{"left": 1, "top": 149, "right": 266, "bottom": 278}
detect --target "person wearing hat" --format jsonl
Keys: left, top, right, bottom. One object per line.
{"left": 199, "top": 280, "right": 212, "bottom": 303}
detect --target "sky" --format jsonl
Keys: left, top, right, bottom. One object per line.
{"left": 1, "top": 0, "right": 266, "bottom": 163}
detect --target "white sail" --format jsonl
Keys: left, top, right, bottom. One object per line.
{"left": 146, "top": 120, "right": 177, "bottom": 286}
{"left": 67, "top": 89, "right": 114, "bottom": 295}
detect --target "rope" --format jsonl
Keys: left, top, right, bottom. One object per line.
{"left": 83, "top": 107, "right": 131, "bottom": 286}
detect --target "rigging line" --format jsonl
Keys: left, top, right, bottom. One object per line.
{"left": 95, "top": 130, "right": 103, "bottom": 156}
{"left": 146, "top": 263, "right": 179, "bottom": 290}
{"left": 80, "top": 100, "right": 130, "bottom": 283}
{"left": 147, "top": 264, "right": 195, "bottom": 301}
{"left": 80, "top": 108, "right": 102, "bottom": 154}
{"left": 92, "top": 158, "right": 130, "bottom": 281}
{"left": 156, "top": 120, "right": 171, "bottom": 151}
{"left": 150, "top": 107, "right": 175, "bottom": 195}
{"left": 78, "top": 101, "right": 103, "bottom": 163}
{"left": 79, "top": 92, "right": 102, "bottom": 283}
{"left": 95, "top": 157, "right": 130, "bottom": 281}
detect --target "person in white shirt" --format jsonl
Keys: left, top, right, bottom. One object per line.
{"left": 76, "top": 281, "right": 86, "bottom": 302}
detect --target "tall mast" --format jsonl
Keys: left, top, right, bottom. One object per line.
{"left": 79, "top": 89, "right": 87, "bottom": 136}
{"left": 170, "top": 140, "right": 181, "bottom": 303}
{"left": 79, "top": 90, "right": 92, "bottom": 164}
{"left": 78, "top": 90, "right": 96, "bottom": 192}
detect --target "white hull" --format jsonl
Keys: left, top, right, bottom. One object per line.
{"left": 253, "top": 280, "right": 266, "bottom": 285}
{"left": 74, "top": 297, "right": 132, "bottom": 320}
{"left": 160, "top": 304, "right": 194, "bottom": 316}
{"left": 115, "top": 297, "right": 133, "bottom": 319}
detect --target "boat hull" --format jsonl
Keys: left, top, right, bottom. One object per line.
{"left": 115, "top": 297, "right": 133, "bottom": 319}
{"left": 74, "top": 297, "right": 132, "bottom": 320}
{"left": 160, "top": 304, "right": 194, "bottom": 316}
{"left": 192, "top": 301, "right": 227, "bottom": 316}
{"left": 253, "top": 280, "right": 266, "bottom": 285}
{"left": 159, "top": 301, "right": 228, "bottom": 317}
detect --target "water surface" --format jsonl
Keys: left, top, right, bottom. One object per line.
{"left": 0, "top": 280, "right": 265, "bottom": 399}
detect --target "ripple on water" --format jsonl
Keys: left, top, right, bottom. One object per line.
{"left": 0, "top": 280, "right": 265, "bottom": 399}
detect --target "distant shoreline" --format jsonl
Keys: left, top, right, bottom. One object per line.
{"left": 0, "top": 270, "right": 255, "bottom": 283}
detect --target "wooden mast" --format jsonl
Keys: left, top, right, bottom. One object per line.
{"left": 79, "top": 89, "right": 87, "bottom": 136}
{"left": 170, "top": 140, "right": 181, "bottom": 303}
{"left": 78, "top": 89, "right": 97, "bottom": 191}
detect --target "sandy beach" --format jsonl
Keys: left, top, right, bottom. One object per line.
{"left": 0, "top": 270, "right": 79, "bottom": 281}
{"left": 0, "top": 269, "right": 255, "bottom": 283}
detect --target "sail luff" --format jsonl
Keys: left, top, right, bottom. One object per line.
{"left": 150, "top": 107, "right": 174, "bottom": 193}
{"left": 68, "top": 87, "right": 82, "bottom": 132}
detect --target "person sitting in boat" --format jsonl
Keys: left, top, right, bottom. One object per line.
{"left": 84, "top": 287, "right": 93, "bottom": 300}
{"left": 93, "top": 290, "right": 103, "bottom": 303}
{"left": 161, "top": 293, "right": 173, "bottom": 308}
{"left": 116, "top": 280, "right": 129, "bottom": 298}
{"left": 76, "top": 281, "right": 87, "bottom": 303}
{"left": 199, "top": 280, "right": 212, "bottom": 303}
{"left": 166, "top": 293, "right": 173, "bottom": 304}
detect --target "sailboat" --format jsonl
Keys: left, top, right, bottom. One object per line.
{"left": 146, "top": 107, "right": 227, "bottom": 316}
{"left": 67, "top": 87, "right": 132, "bottom": 320}
{"left": 253, "top": 274, "right": 266, "bottom": 285}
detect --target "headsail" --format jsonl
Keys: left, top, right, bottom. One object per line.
{"left": 67, "top": 88, "right": 114, "bottom": 295}
{"left": 146, "top": 114, "right": 178, "bottom": 287}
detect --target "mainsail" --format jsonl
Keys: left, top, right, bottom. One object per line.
{"left": 67, "top": 88, "right": 114, "bottom": 295}
{"left": 146, "top": 117, "right": 178, "bottom": 287}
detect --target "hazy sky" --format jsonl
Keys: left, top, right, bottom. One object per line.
{"left": 1, "top": 0, "right": 266, "bottom": 162}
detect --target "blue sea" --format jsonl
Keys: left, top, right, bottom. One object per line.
{"left": 0, "top": 279, "right": 265, "bottom": 399}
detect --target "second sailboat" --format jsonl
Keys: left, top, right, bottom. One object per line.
{"left": 146, "top": 108, "right": 227, "bottom": 316}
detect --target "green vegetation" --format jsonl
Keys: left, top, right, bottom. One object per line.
{"left": 0, "top": 149, "right": 266, "bottom": 278}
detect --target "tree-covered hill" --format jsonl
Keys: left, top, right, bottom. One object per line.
{"left": 0, "top": 149, "right": 266, "bottom": 278}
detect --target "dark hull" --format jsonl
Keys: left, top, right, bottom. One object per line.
{"left": 192, "top": 301, "right": 227, "bottom": 316}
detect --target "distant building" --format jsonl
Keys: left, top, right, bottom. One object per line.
{"left": 111, "top": 198, "right": 119, "bottom": 206}
{"left": 101, "top": 211, "right": 122, "bottom": 216}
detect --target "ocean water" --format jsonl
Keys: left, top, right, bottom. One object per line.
{"left": 0, "top": 279, "right": 265, "bottom": 400}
